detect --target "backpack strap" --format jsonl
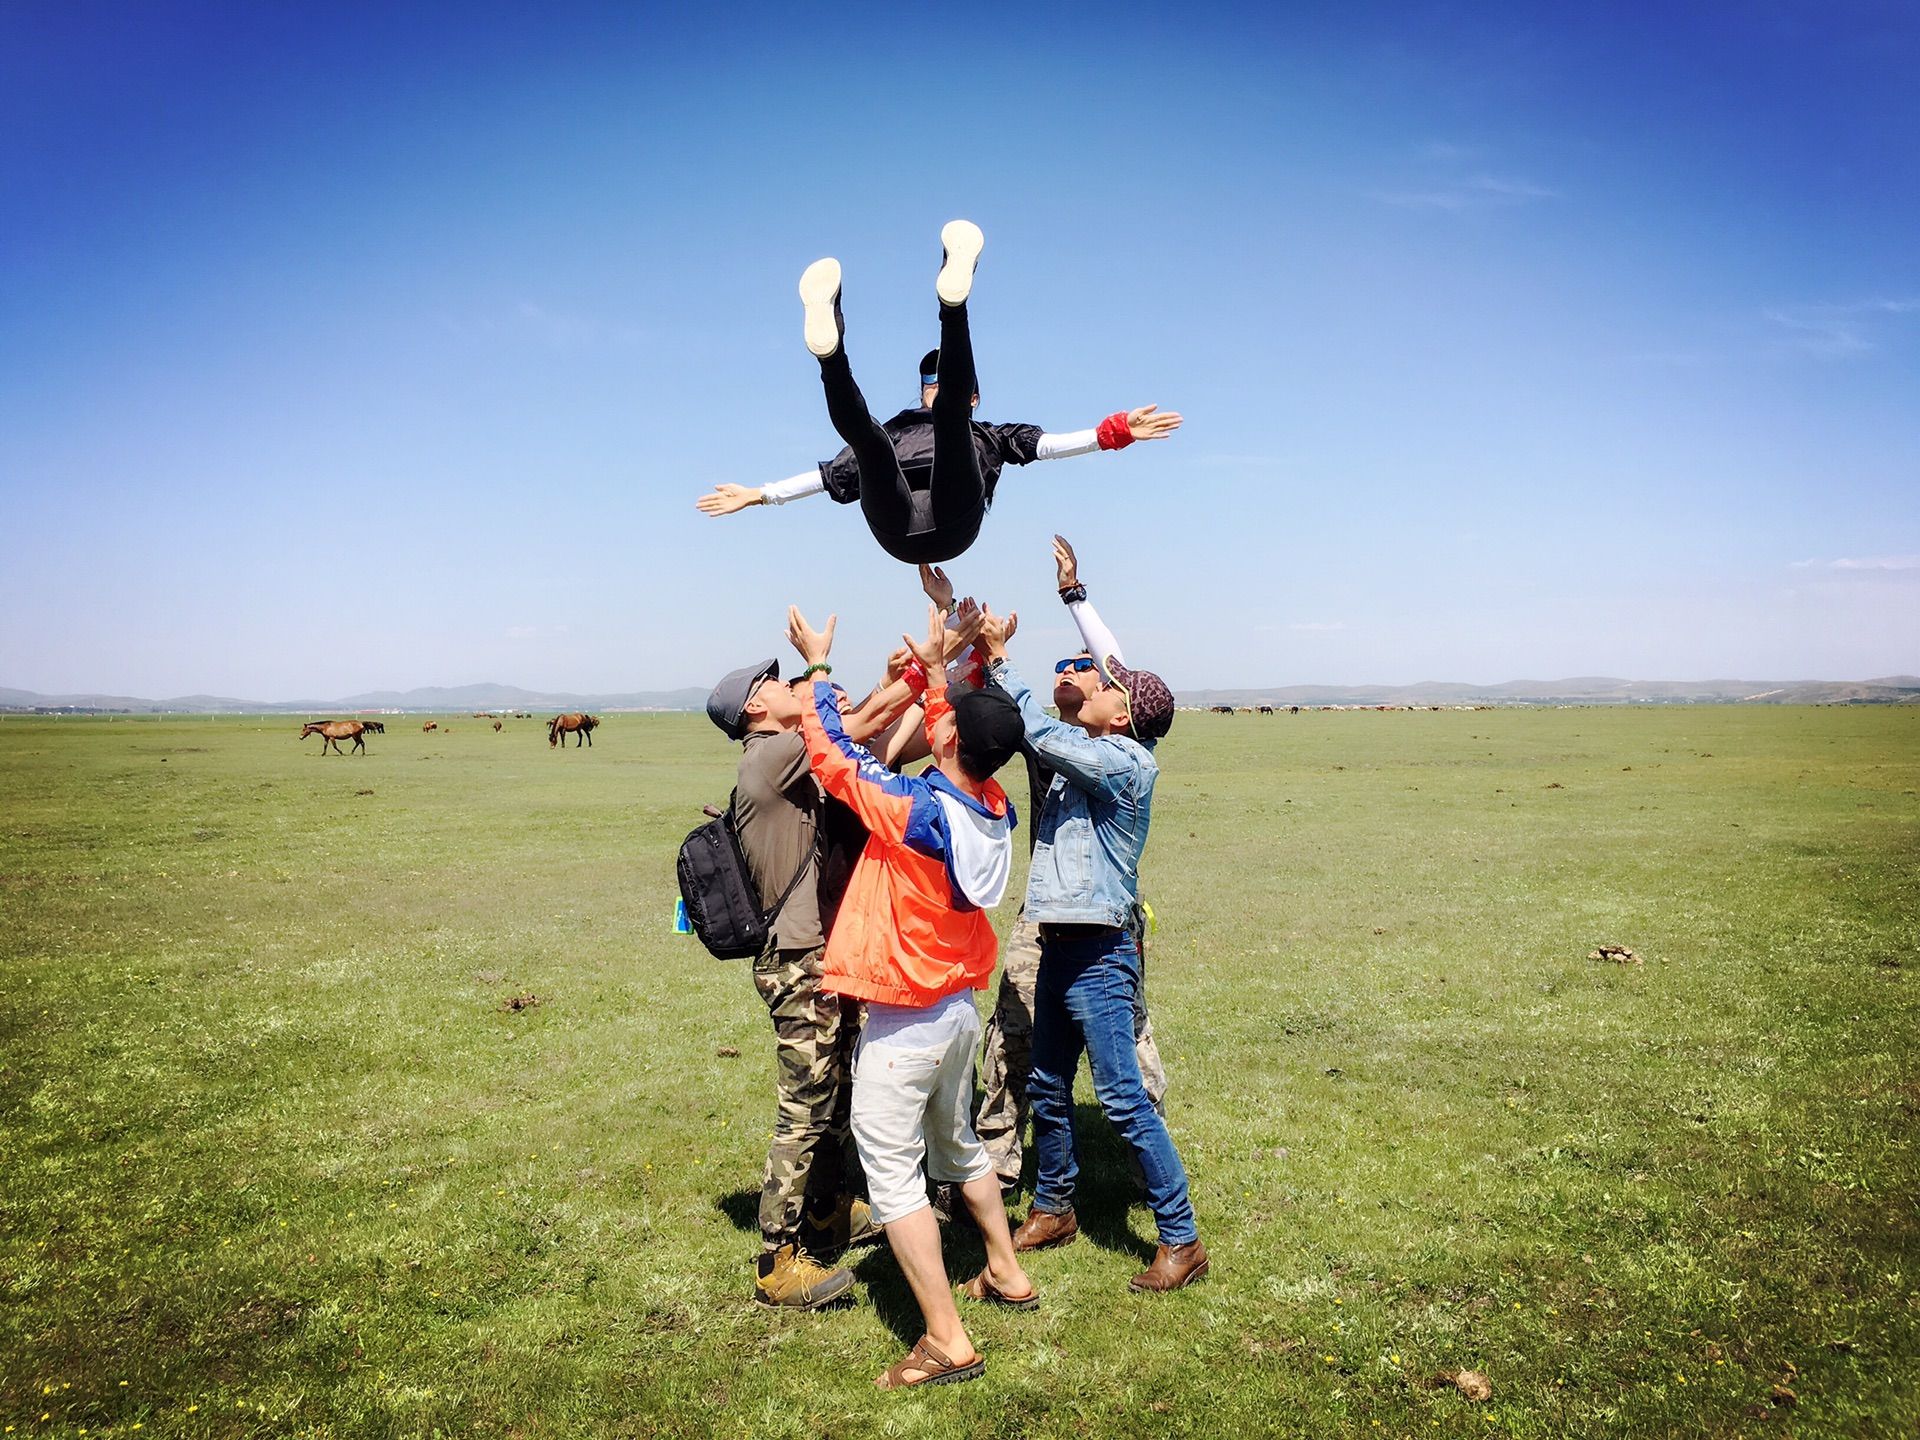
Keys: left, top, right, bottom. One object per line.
{"left": 727, "top": 793, "right": 820, "bottom": 936}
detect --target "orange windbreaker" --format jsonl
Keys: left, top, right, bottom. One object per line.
{"left": 799, "top": 679, "right": 1011, "bottom": 1006}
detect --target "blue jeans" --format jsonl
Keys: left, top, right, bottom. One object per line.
{"left": 1028, "top": 929, "right": 1196, "bottom": 1246}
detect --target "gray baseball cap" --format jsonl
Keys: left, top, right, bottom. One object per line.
{"left": 707, "top": 658, "right": 780, "bottom": 740}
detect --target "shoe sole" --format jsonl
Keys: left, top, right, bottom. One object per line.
{"left": 960, "top": 1285, "right": 1041, "bottom": 1312}
{"left": 753, "top": 1272, "right": 856, "bottom": 1311}
{"left": 1128, "top": 1258, "right": 1210, "bottom": 1293}
{"left": 936, "top": 220, "right": 983, "bottom": 307}
{"left": 799, "top": 257, "right": 842, "bottom": 358}
{"left": 916, "top": 1359, "right": 985, "bottom": 1386}
{"left": 1012, "top": 1229, "right": 1077, "bottom": 1253}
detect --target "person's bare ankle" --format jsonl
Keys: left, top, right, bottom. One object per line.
{"left": 929, "top": 1325, "right": 975, "bottom": 1364}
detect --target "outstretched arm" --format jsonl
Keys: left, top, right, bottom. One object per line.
{"left": 695, "top": 470, "right": 827, "bottom": 516}
{"left": 1032, "top": 405, "right": 1184, "bottom": 460}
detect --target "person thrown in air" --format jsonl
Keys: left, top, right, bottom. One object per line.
{"left": 695, "top": 220, "right": 1183, "bottom": 565}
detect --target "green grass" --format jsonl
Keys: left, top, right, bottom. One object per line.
{"left": 2, "top": 705, "right": 1916, "bottom": 1438}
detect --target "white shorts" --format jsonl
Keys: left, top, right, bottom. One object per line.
{"left": 851, "top": 991, "right": 994, "bottom": 1226}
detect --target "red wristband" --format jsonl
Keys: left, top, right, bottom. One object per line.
{"left": 902, "top": 658, "right": 929, "bottom": 695}
{"left": 1096, "top": 411, "right": 1134, "bottom": 450}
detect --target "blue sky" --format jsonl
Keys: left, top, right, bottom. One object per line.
{"left": 2, "top": 0, "right": 1915, "bottom": 698}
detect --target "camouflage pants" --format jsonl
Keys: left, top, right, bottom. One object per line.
{"left": 975, "top": 911, "right": 1167, "bottom": 1187}
{"left": 752, "top": 946, "right": 860, "bottom": 1252}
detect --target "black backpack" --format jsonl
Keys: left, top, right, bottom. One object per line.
{"left": 676, "top": 792, "right": 815, "bottom": 960}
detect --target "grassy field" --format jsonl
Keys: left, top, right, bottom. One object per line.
{"left": 2, "top": 705, "right": 1916, "bottom": 1439}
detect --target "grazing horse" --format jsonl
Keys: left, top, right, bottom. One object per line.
{"left": 301, "top": 720, "right": 372, "bottom": 756}
{"left": 548, "top": 713, "right": 600, "bottom": 748}
{"left": 493, "top": 720, "right": 503, "bottom": 732}
{"left": 1258, "top": 705, "right": 1274, "bottom": 715}
{"left": 422, "top": 721, "right": 437, "bottom": 732}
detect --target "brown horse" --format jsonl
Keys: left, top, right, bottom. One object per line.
{"left": 301, "top": 720, "right": 372, "bottom": 756}
{"left": 548, "top": 713, "right": 600, "bottom": 748}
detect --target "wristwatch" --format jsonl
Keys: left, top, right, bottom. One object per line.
{"left": 1058, "top": 583, "right": 1088, "bottom": 605}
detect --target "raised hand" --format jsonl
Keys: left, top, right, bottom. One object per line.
{"left": 1126, "top": 404, "right": 1183, "bottom": 442}
{"left": 1053, "top": 535, "right": 1080, "bottom": 591}
{"left": 902, "top": 603, "right": 947, "bottom": 671}
{"left": 946, "top": 598, "right": 985, "bottom": 658}
{"left": 978, "top": 605, "right": 1019, "bottom": 662}
{"left": 919, "top": 563, "right": 955, "bottom": 610}
{"left": 786, "top": 605, "right": 836, "bottom": 667}
{"left": 696, "top": 483, "right": 761, "bottom": 516}
{"left": 885, "top": 645, "right": 914, "bottom": 684}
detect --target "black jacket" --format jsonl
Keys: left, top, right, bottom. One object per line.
{"left": 817, "top": 407, "right": 1045, "bottom": 507}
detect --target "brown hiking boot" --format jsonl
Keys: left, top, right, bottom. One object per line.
{"left": 1129, "top": 1240, "right": 1209, "bottom": 1292}
{"left": 806, "top": 1195, "right": 882, "bottom": 1256}
{"left": 1011, "top": 1207, "right": 1078, "bottom": 1252}
{"left": 753, "top": 1243, "right": 855, "bottom": 1310}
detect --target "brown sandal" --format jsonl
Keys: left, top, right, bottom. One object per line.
{"left": 875, "top": 1335, "right": 986, "bottom": 1390}
{"left": 958, "top": 1269, "right": 1040, "bottom": 1311}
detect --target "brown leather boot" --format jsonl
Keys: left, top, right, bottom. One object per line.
{"left": 1129, "top": 1240, "right": 1209, "bottom": 1292}
{"left": 1011, "top": 1207, "right": 1078, "bottom": 1252}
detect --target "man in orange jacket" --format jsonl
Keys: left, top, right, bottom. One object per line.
{"left": 789, "top": 602, "right": 1036, "bottom": 1390}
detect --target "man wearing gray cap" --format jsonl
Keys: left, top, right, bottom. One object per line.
{"left": 707, "top": 657, "right": 877, "bottom": 1309}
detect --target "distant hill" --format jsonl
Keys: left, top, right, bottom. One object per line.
{"left": 3, "top": 676, "right": 1915, "bottom": 715}
{"left": 1177, "top": 676, "right": 1920, "bottom": 707}
{"left": 0, "top": 682, "right": 708, "bottom": 714}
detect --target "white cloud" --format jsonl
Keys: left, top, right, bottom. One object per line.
{"left": 1791, "top": 556, "right": 1920, "bottom": 572}
{"left": 1369, "top": 152, "right": 1559, "bottom": 212}
{"left": 1764, "top": 299, "right": 1920, "bottom": 359}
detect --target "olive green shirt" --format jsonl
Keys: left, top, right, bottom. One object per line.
{"left": 733, "top": 729, "right": 823, "bottom": 952}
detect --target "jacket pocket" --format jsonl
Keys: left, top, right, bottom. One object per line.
{"left": 1056, "top": 815, "right": 1094, "bottom": 895}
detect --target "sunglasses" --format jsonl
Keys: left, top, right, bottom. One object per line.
{"left": 1054, "top": 657, "right": 1097, "bottom": 675}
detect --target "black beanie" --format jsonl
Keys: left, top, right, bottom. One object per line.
{"left": 953, "top": 684, "right": 1024, "bottom": 780}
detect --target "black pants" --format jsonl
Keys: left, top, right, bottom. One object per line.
{"left": 818, "top": 303, "right": 983, "bottom": 565}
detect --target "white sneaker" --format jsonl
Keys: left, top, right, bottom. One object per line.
{"left": 936, "top": 220, "right": 983, "bottom": 308}
{"left": 799, "top": 257, "right": 843, "bottom": 358}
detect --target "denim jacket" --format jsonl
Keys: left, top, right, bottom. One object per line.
{"left": 996, "top": 659, "right": 1156, "bottom": 927}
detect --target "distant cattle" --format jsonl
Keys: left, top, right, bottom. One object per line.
{"left": 422, "top": 721, "right": 437, "bottom": 733}
{"left": 301, "top": 720, "right": 373, "bottom": 756}
{"left": 549, "top": 713, "right": 600, "bottom": 748}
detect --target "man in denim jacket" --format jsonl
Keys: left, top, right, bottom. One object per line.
{"left": 976, "top": 612, "right": 1208, "bottom": 1292}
